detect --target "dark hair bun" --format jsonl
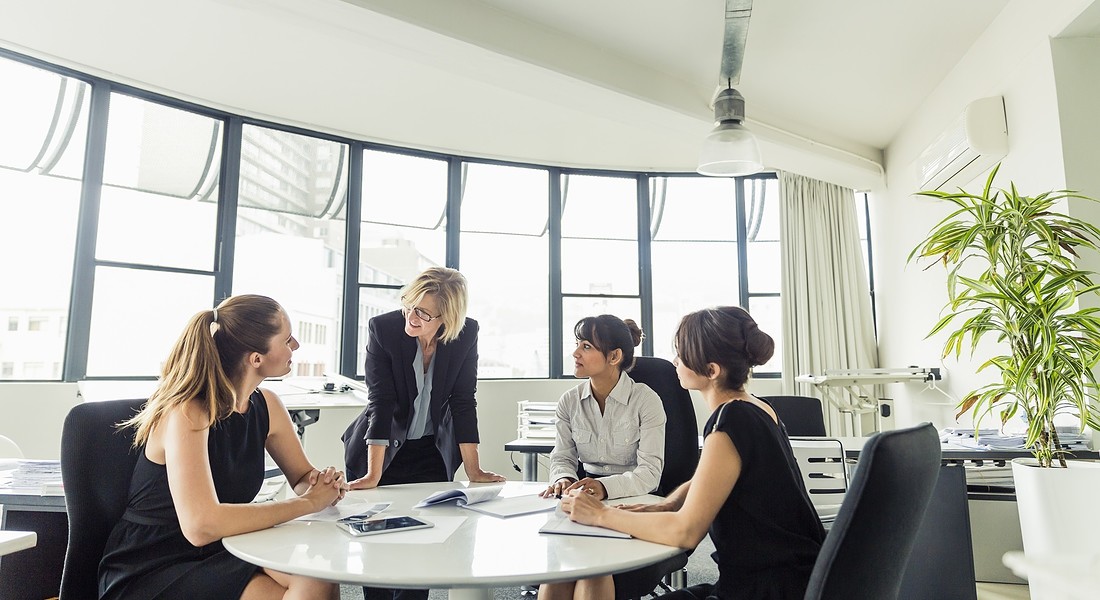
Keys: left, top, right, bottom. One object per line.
{"left": 743, "top": 320, "right": 775, "bottom": 367}
{"left": 623, "top": 318, "right": 645, "bottom": 347}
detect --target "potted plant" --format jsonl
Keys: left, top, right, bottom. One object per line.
{"left": 909, "top": 165, "right": 1100, "bottom": 599}
{"left": 909, "top": 165, "right": 1100, "bottom": 464}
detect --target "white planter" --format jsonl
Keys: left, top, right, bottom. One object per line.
{"left": 1011, "top": 458, "right": 1100, "bottom": 600}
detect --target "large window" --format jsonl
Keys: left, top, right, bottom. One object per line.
{"left": 0, "top": 58, "right": 87, "bottom": 381}
{"left": 649, "top": 175, "right": 782, "bottom": 375}
{"left": 356, "top": 150, "right": 448, "bottom": 376}
{"left": 460, "top": 162, "right": 550, "bottom": 378}
{"left": 560, "top": 173, "right": 641, "bottom": 369}
{"left": 85, "top": 93, "right": 223, "bottom": 377}
{"left": 0, "top": 49, "right": 871, "bottom": 382}
{"left": 233, "top": 124, "right": 348, "bottom": 378}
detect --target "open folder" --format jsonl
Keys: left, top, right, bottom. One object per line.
{"left": 415, "top": 484, "right": 557, "bottom": 518}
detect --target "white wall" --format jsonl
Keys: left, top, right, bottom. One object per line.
{"left": 873, "top": 2, "right": 1091, "bottom": 432}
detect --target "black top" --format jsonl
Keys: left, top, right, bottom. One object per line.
{"left": 342, "top": 309, "right": 482, "bottom": 480}
{"left": 98, "top": 390, "right": 269, "bottom": 600}
{"left": 704, "top": 399, "right": 826, "bottom": 600}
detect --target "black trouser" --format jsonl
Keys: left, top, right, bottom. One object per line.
{"left": 363, "top": 436, "right": 448, "bottom": 600}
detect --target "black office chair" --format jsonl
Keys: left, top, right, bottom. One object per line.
{"left": 761, "top": 395, "right": 827, "bottom": 436}
{"left": 613, "top": 356, "right": 699, "bottom": 600}
{"left": 803, "top": 422, "right": 941, "bottom": 600}
{"left": 58, "top": 398, "right": 145, "bottom": 600}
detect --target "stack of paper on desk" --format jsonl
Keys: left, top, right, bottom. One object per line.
{"left": 415, "top": 484, "right": 556, "bottom": 518}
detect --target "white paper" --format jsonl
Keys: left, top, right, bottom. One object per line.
{"left": 539, "top": 515, "right": 631, "bottom": 539}
{"left": 295, "top": 500, "right": 391, "bottom": 522}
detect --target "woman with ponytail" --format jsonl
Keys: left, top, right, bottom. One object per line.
{"left": 99, "top": 295, "right": 345, "bottom": 600}
{"left": 558, "top": 307, "right": 825, "bottom": 600}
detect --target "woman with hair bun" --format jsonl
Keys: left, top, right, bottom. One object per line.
{"left": 560, "top": 306, "right": 825, "bottom": 600}
{"left": 99, "top": 294, "right": 345, "bottom": 600}
{"left": 538, "top": 314, "right": 666, "bottom": 600}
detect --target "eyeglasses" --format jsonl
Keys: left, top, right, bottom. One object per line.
{"left": 403, "top": 305, "right": 441, "bottom": 323}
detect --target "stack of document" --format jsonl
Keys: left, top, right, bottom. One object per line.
{"left": 517, "top": 401, "right": 558, "bottom": 440}
{"left": 941, "top": 427, "right": 1091, "bottom": 451}
{"left": 9, "top": 459, "right": 63, "bottom": 491}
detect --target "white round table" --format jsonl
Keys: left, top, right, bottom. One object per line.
{"left": 223, "top": 481, "right": 682, "bottom": 600}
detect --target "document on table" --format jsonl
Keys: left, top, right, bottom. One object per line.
{"left": 415, "top": 484, "right": 557, "bottom": 518}
{"left": 539, "top": 515, "right": 631, "bottom": 539}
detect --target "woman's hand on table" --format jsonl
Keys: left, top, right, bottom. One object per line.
{"left": 563, "top": 477, "right": 606, "bottom": 501}
{"left": 560, "top": 487, "right": 608, "bottom": 526}
{"left": 539, "top": 477, "right": 576, "bottom": 498}
{"left": 347, "top": 471, "right": 381, "bottom": 491}
{"left": 466, "top": 467, "right": 506, "bottom": 483}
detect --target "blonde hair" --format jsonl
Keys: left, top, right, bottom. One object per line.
{"left": 401, "top": 267, "right": 469, "bottom": 344}
{"left": 124, "top": 295, "right": 286, "bottom": 445}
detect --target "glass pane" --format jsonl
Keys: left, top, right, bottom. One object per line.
{"left": 234, "top": 126, "right": 349, "bottom": 379}
{"left": 650, "top": 241, "right": 740, "bottom": 361}
{"left": 241, "top": 125, "right": 346, "bottom": 218}
{"left": 461, "top": 163, "right": 548, "bottom": 235}
{"left": 86, "top": 268, "right": 214, "bottom": 376}
{"left": 562, "top": 296, "right": 641, "bottom": 376}
{"left": 745, "top": 178, "right": 780, "bottom": 294}
{"left": 96, "top": 95, "right": 221, "bottom": 270}
{"left": 461, "top": 163, "right": 550, "bottom": 378}
{"left": 650, "top": 177, "right": 737, "bottom": 241}
{"left": 561, "top": 174, "right": 638, "bottom": 295}
{"left": 356, "top": 287, "right": 402, "bottom": 377}
{"left": 748, "top": 296, "right": 783, "bottom": 375}
{"left": 361, "top": 150, "right": 447, "bottom": 283}
{"left": 0, "top": 58, "right": 87, "bottom": 381}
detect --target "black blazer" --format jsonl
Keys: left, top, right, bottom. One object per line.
{"left": 342, "top": 309, "right": 481, "bottom": 480}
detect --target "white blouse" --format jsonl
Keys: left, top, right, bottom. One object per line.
{"left": 547, "top": 370, "right": 666, "bottom": 499}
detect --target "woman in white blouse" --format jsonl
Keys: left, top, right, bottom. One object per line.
{"left": 538, "top": 315, "right": 666, "bottom": 600}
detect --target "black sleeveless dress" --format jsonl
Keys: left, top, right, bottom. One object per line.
{"left": 702, "top": 399, "right": 826, "bottom": 599}
{"left": 98, "top": 390, "right": 270, "bottom": 600}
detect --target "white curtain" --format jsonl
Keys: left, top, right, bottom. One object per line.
{"left": 778, "top": 171, "right": 878, "bottom": 413}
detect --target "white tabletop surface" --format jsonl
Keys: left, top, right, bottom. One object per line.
{"left": 1002, "top": 551, "right": 1100, "bottom": 599}
{"left": 0, "top": 530, "right": 37, "bottom": 557}
{"left": 223, "top": 481, "right": 681, "bottom": 600}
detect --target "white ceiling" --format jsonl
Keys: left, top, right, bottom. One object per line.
{"left": 0, "top": 0, "right": 1012, "bottom": 185}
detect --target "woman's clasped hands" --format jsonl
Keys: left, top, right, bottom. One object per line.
{"left": 305, "top": 466, "right": 348, "bottom": 508}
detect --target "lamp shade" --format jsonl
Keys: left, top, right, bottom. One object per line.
{"left": 697, "top": 121, "right": 763, "bottom": 177}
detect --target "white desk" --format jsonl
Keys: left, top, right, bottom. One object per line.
{"left": 0, "top": 530, "right": 36, "bottom": 557}
{"left": 223, "top": 481, "right": 681, "bottom": 600}
{"left": 1002, "top": 551, "right": 1100, "bottom": 599}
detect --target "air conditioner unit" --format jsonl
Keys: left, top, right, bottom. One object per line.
{"left": 917, "top": 96, "right": 1008, "bottom": 191}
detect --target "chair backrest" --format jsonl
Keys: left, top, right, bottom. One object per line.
{"left": 629, "top": 356, "right": 699, "bottom": 496}
{"left": 59, "top": 398, "right": 145, "bottom": 600}
{"left": 789, "top": 437, "right": 848, "bottom": 524}
{"left": 762, "top": 395, "right": 827, "bottom": 436}
{"left": 803, "top": 422, "right": 941, "bottom": 600}
{"left": 0, "top": 434, "right": 23, "bottom": 458}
